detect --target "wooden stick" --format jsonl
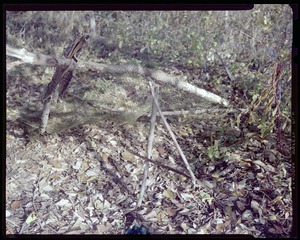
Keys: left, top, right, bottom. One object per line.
{"left": 137, "top": 88, "right": 158, "bottom": 206}
{"left": 213, "top": 49, "right": 235, "bottom": 82}
{"left": 149, "top": 81, "right": 197, "bottom": 185}
{"left": 126, "top": 149, "right": 191, "bottom": 179}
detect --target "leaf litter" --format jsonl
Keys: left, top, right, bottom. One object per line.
{"left": 6, "top": 72, "right": 292, "bottom": 237}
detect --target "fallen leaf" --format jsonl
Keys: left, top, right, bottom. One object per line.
{"left": 168, "top": 155, "right": 176, "bottom": 164}
{"left": 25, "top": 212, "right": 37, "bottom": 224}
{"left": 188, "top": 228, "right": 197, "bottom": 234}
{"left": 6, "top": 210, "right": 11, "bottom": 217}
{"left": 224, "top": 205, "right": 233, "bottom": 216}
{"left": 251, "top": 200, "right": 262, "bottom": 216}
{"left": 285, "top": 212, "right": 289, "bottom": 219}
{"left": 77, "top": 172, "right": 87, "bottom": 183}
{"left": 230, "top": 153, "right": 241, "bottom": 162}
{"left": 87, "top": 151, "right": 97, "bottom": 158}
{"left": 268, "top": 151, "right": 277, "bottom": 162}
{"left": 157, "top": 145, "right": 165, "bottom": 155}
{"left": 72, "top": 158, "right": 82, "bottom": 170}
{"left": 242, "top": 210, "right": 253, "bottom": 221}
{"left": 214, "top": 219, "right": 224, "bottom": 224}
{"left": 97, "top": 223, "right": 112, "bottom": 233}
{"left": 253, "top": 160, "right": 275, "bottom": 173}
{"left": 272, "top": 222, "right": 284, "bottom": 233}
{"left": 11, "top": 200, "right": 23, "bottom": 209}
{"left": 55, "top": 199, "right": 72, "bottom": 208}
{"left": 163, "top": 189, "right": 176, "bottom": 199}
{"left": 81, "top": 161, "right": 90, "bottom": 171}
{"left": 103, "top": 199, "right": 111, "bottom": 209}
{"left": 199, "top": 191, "right": 214, "bottom": 203}
{"left": 157, "top": 211, "right": 168, "bottom": 222}
{"left": 121, "top": 151, "right": 136, "bottom": 162}
{"left": 180, "top": 222, "right": 189, "bottom": 232}
{"left": 179, "top": 208, "right": 191, "bottom": 215}
{"left": 180, "top": 193, "right": 193, "bottom": 200}
{"left": 101, "top": 152, "right": 109, "bottom": 162}
{"left": 86, "top": 175, "right": 98, "bottom": 182}
{"left": 236, "top": 201, "right": 246, "bottom": 211}
{"left": 237, "top": 179, "right": 247, "bottom": 189}
{"left": 165, "top": 208, "right": 177, "bottom": 217}
{"left": 39, "top": 177, "right": 54, "bottom": 192}
{"left": 216, "top": 223, "right": 225, "bottom": 233}
{"left": 109, "top": 140, "right": 118, "bottom": 147}
{"left": 94, "top": 199, "right": 102, "bottom": 209}
{"left": 102, "top": 147, "right": 112, "bottom": 154}
{"left": 49, "top": 173, "right": 60, "bottom": 180}
{"left": 65, "top": 229, "right": 86, "bottom": 234}
{"left": 49, "top": 160, "right": 62, "bottom": 169}
{"left": 179, "top": 131, "right": 189, "bottom": 137}
{"left": 144, "top": 209, "right": 157, "bottom": 221}
{"left": 43, "top": 185, "right": 53, "bottom": 191}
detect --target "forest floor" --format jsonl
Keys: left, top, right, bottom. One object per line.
{"left": 6, "top": 65, "right": 292, "bottom": 237}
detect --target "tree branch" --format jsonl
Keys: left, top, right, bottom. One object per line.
{"left": 149, "top": 81, "right": 197, "bottom": 185}
{"left": 126, "top": 149, "right": 191, "bottom": 179}
{"left": 137, "top": 88, "right": 158, "bottom": 206}
{"left": 6, "top": 44, "right": 230, "bottom": 108}
{"left": 78, "top": 61, "right": 230, "bottom": 107}
{"left": 6, "top": 44, "right": 73, "bottom": 68}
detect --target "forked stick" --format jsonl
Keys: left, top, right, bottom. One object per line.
{"left": 148, "top": 81, "right": 197, "bottom": 185}
{"left": 137, "top": 86, "right": 158, "bottom": 206}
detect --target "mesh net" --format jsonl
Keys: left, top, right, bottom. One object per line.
{"left": 18, "top": 70, "right": 226, "bottom": 134}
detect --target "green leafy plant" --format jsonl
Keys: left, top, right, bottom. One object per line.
{"left": 207, "top": 140, "right": 228, "bottom": 160}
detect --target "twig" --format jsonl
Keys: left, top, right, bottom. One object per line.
{"left": 149, "top": 81, "right": 197, "bottom": 185}
{"left": 213, "top": 49, "right": 235, "bottom": 82}
{"left": 126, "top": 149, "right": 191, "bottom": 179}
{"left": 137, "top": 85, "right": 158, "bottom": 206}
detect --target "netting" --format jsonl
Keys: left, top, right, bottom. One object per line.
{"left": 18, "top": 70, "right": 226, "bottom": 134}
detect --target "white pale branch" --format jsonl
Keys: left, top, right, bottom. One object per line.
{"left": 6, "top": 44, "right": 73, "bottom": 68}
{"left": 6, "top": 44, "right": 230, "bottom": 108}
{"left": 79, "top": 62, "right": 230, "bottom": 107}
